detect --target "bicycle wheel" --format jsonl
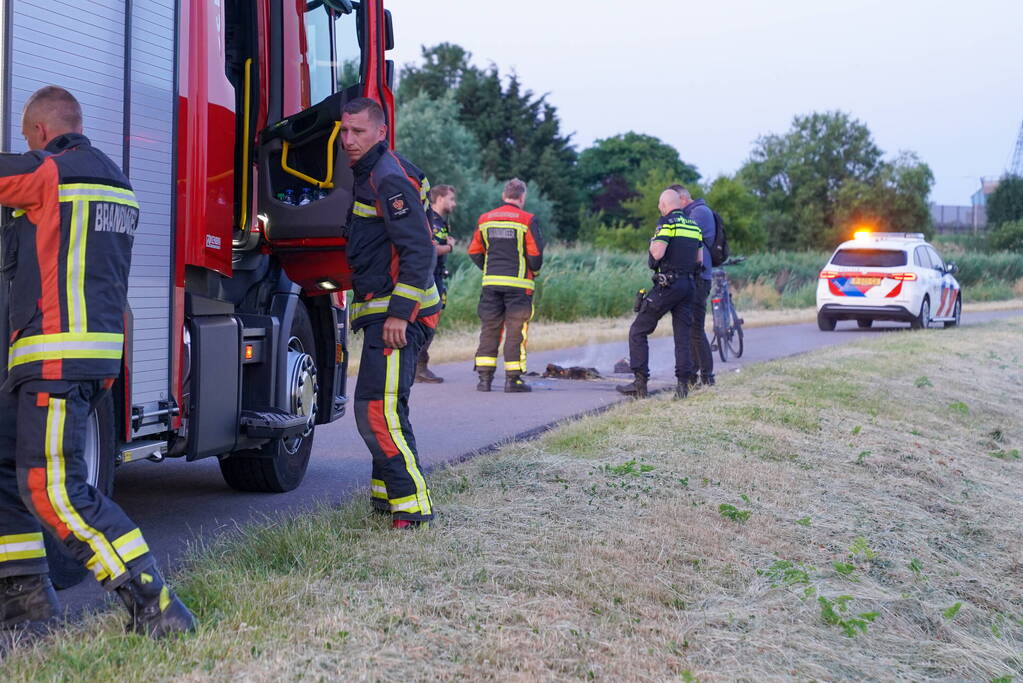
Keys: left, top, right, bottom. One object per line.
{"left": 712, "top": 298, "right": 730, "bottom": 362}
{"left": 727, "top": 304, "right": 744, "bottom": 358}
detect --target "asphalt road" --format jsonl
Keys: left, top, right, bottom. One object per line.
{"left": 59, "top": 308, "right": 1022, "bottom": 614}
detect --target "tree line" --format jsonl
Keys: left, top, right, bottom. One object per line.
{"left": 397, "top": 43, "right": 935, "bottom": 254}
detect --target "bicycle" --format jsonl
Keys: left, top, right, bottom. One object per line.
{"left": 709, "top": 256, "right": 746, "bottom": 362}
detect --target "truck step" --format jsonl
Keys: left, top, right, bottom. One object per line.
{"left": 240, "top": 408, "right": 309, "bottom": 440}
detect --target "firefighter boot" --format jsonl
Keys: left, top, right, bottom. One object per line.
{"left": 115, "top": 569, "right": 196, "bottom": 639}
{"left": 415, "top": 360, "right": 443, "bottom": 384}
{"left": 476, "top": 369, "right": 495, "bottom": 392}
{"left": 0, "top": 574, "right": 60, "bottom": 633}
{"left": 616, "top": 374, "right": 648, "bottom": 398}
{"left": 505, "top": 373, "right": 532, "bottom": 393}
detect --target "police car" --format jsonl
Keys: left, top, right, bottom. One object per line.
{"left": 816, "top": 232, "right": 961, "bottom": 331}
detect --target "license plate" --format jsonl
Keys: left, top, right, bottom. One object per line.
{"left": 851, "top": 277, "right": 881, "bottom": 286}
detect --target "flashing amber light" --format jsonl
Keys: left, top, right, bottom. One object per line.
{"left": 244, "top": 344, "right": 254, "bottom": 360}
{"left": 890, "top": 272, "right": 917, "bottom": 281}
{"left": 853, "top": 230, "right": 872, "bottom": 240}
{"left": 819, "top": 270, "right": 840, "bottom": 279}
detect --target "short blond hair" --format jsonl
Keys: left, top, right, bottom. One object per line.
{"left": 503, "top": 178, "right": 527, "bottom": 200}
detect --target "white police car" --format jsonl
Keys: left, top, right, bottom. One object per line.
{"left": 816, "top": 232, "right": 961, "bottom": 331}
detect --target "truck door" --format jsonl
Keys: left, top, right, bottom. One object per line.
{"left": 256, "top": 0, "right": 393, "bottom": 296}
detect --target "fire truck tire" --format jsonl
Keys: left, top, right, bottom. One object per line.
{"left": 44, "top": 390, "right": 117, "bottom": 590}
{"left": 220, "top": 302, "right": 317, "bottom": 493}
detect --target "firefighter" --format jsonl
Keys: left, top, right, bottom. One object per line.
{"left": 0, "top": 87, "right": 194, "bottom": 637}
{"left": 340, "top": 98, "right": 440, "bottom": 529}
{"left": 468, "top": 179, "right": 545, "bottom": 393}
{"left": 416, "top": 184, "right": 457, "bottom": 384}
{"left": 617, "top": 189, "right": 703, "bottom": 399}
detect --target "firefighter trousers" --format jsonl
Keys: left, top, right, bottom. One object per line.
{"left": 628, "top": 276, "right": 696, "bottom": 380}
{"left": 690, "top": 277, "right": 714, "bottom": 378}
{"left": 355, "top": 320, "right": 434, "bottom": 522}
{"left": 417, "top": 274, "right": 447, "bottom": 367}
{"left": 474, "top": 287, "right": 534, "bottom": 375}
{"left": 0, "top": 380, "right": 153, "bottom": 588}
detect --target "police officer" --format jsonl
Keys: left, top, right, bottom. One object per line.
{"left": 0, "top": 87, "right": 194, "bottom": 637}
{"left": 617, "top": 189, "right": 703, "bottom": 399}
{"left": 467, "top": 179, "right": 544, "bottom": 393}
{"left": 416, "top": 184, "right": 457, "bottom": 384}
{"left": 341, "top": 98, "right": 440, "bottom": 529}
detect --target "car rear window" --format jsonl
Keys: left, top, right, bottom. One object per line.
{"left": 831, "top": 249, "right": 908, "bottom": 267}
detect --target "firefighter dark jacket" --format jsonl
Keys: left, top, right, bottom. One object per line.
{"left": 467, "top": 204, "right": 544, "bottom": 291}
{"left": 348, "top": 141, "right": 440, "bottom": 330}
{"left": 0, "top": 133, "right": 137, "bottom": 390}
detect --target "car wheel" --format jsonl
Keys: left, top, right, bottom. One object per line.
{"left": 856, "top": 318, "right": 873, "bottom": 329}
{"left": 817, "top": 312, "right": 836, "bottom": 331}
{"left": 911, "top": 296, "right": 931, "bottom": 330}
{"left": 944, "top": 296, "right": 961, "bottom": 328}
{"left": 44, "top": 391, "right": 116, "bottom": 590}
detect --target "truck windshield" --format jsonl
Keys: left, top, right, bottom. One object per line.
{"left": 334, "top": 3, "right": 362, "bottom": 91}
{"left": 303, "top": 5, "right": 335, "bottom": 105}
{"left": 831, "top": 249, "right": 908, "bottom": 268}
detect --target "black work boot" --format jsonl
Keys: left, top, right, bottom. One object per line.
{"left": 476, "top": 370, "right": 495, "bottom": 392}
{"left": 115, "top": 568, "right": 196, "bottom": 639}
{"left": 701, "top": 373, "right": 716, "bottom": 387}
{"left": 415, "top": 361, "right": 443, "bottom": 384}
{"left": 675, "top": 379, "right": 690, "bottom": 400}
{"left": 505, "top": 373, "right": 532, "bottom": 393}
{"left": 616, "top": 374, "right": 648, "bottom": 398}
{"left": 0, "top": 574, "right": 60, "bottom": 633}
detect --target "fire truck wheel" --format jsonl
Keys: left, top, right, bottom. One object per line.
{"left": 44, "top": 390, "right": 117, "bottom": 590}
{"left": 220, "top": 302, "right": 317, "bottom": 493}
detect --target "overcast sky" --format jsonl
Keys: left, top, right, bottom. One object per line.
{"left": 388, "top": 0, "right": 1022, "bottom": 206}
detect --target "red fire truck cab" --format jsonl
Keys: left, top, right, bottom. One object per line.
{"left": 0, "top": 0, "right": 396, "bottom": 585}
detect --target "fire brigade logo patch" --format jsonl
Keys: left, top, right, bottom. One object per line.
{"left": 387, "top": 193, "right": 410, "bottom": 220}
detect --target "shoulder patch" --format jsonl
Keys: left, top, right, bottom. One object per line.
{"left": 387, "top": 192, "right": 411, "bottom": 220}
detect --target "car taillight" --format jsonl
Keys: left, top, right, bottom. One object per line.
{"left": 890, "top": 272, "right": 917, "bottom": 281}
{"left": 819, "top": 270, "right": 840, "bottom": 279}
{"left": 711, "top": 298, "right": 721, "bottom": 304}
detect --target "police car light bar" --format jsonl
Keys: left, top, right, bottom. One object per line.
{"left": 859, "top": 232, "right": 925, "bottom": 240}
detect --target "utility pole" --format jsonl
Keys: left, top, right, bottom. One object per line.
{"left": 1011, "top": 119, "right": 1023, "bottom": 177}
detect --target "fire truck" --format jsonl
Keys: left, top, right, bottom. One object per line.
{"left": 0, "top": 0, "right": 396, "bottom": 585}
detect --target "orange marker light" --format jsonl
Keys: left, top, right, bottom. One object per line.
{"left": 245, "top": 344, "right": 254, "bottom": 360}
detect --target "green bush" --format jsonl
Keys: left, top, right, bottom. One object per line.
{"left": 988, "top": 219, "right": 1023, "bottom": 252}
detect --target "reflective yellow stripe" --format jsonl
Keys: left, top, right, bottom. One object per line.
{"left": 12, "top": 209, "right": 26, "bottom": 218}
{"left": 0, "top": 532, "right": 46, "bottom": 563}
{"left": 481, "top": 220, "right": 527, "bottom": 232}
{"left": 389, "top": 493, "right": 421, "bottom": 513}
{"left": 392, "top": 282, "right": 428, "bottom": 302}
{"left": 353, "top": 201, "right": 379, "bottom": 218}
{"left": 371, "top": 478, "right": 388, "bottom": 500}
{"left": 66, "top": 200, "right": 89, "bottom": 333}
{"left": 505, "top": 361, "right": 524, "bottom": 372}
{"left": 352, "top": 285, "right": 441, "bottom": 322}
{"left": 384, "top": 349, "right": 431, "bottom": 516}
{"left": 482, "top": 275, "right": 535, "bottom": 289}
{"left": 44, "top": 397, "right": 126, "bottom": 582}
{"left": 351, "top": 297, "right": 391, "bottom": 322}
{"left": 9, "top": 333, "right": 124, "bottom": 369}
{"left": 475, "top": 356, "right": 498, "bottom": 367}
{"left": 419, "top": 177, "right": 431, "bottom": 209}
{"left": 112, "top": 528, "right": 150, "bottom": 564}
{"left": 58, "top": 183, "right": 139, "bottom": 208}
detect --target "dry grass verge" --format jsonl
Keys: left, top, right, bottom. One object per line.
{"left": 4, "top": 319, "right": 1023, "bottom": 680}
